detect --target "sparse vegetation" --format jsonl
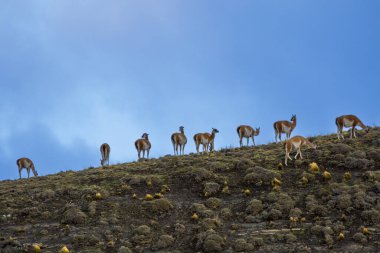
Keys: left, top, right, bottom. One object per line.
{"left": 0, "top": 128, "right": 379, "bottom": 252}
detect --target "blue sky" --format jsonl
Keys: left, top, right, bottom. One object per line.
{"left": 0, "top": 1, "right": 379, "bottom": 180}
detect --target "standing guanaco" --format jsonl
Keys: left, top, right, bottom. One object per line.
{"left": 274, "top": 114, "right": 297, "bottom": 143}
{"left": 135, "top": 133, "right": 151, "bottom": 159}
{"left": 171, "top": 126, "right": 187, "bottom": 155}
{"left": 237, "top": 125, "right": 260, "bottom": 147}
{"left": 193, "top": 128, "right": 219, "bottom": 154}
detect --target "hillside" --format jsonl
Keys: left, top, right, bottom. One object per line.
{"left": 1, "top": 128, "right": 380, "bottom": 253}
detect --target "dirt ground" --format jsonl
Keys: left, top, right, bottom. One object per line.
{"left": 0, "top": 128, "right": 379, "bottom": 252}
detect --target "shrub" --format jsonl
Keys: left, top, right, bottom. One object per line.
{"left": 205, "top": 198, "right": 222, "bottom": 209}
{"left": 352, "top": 191, "right": 373, "bottom": 210}
{"left": 192, "top": 203, "right": 214, "bottom": 218}
{"left": 142, "top": 198, "right": 173, "bottom": 214}
{"left": 35, "top": 189, "right": 55, "bottom": 200}
{"left": 203, "top": 182, "right": 221, "bottom": 196}
{"left": 234, "top": 239, "right": 254, "bottom": 252}
{"left": 118, "top": 246, "right": 133, "bottom": 253}
{"left": 235, "top": 158, "right": 255, "bottom": 170}
{"left": 244, "top": 166, "right": 281, "bottom": 186}
{"left": 284, "top": 233, "right": 297, "bottom": 243}
{"left": 361, "top": 209, "right": 380, "bottom": 225}
{"left": 61, "top": 205, "right": 87, "bottom": 225}
{"left": 134, "top": 225, "right": 151, "bottom": 235}
{"left": 331, "top": 144, "right": 353, "bottom": 155}
{"left": 179, "top": 167, "right": 214, "bottom": 182}
{"left": 336, "top": 194, "right": 352, "bottom": 210}
{"left": 367, "top": 149, "right": 380, "bottom": 162}
{"left": 289, "top": 208, "right": 302, "bottom": 218}
{"left": 301, "top": 171, "right": 316, "bottom": 182}
{"left": 220, "top": 208, "right": 232, "bottom": 220}
{"left": 353, "top": 233, "right": 367, "bottom": 244}
{"left": 267, "top": 208, "right": 282, "bottom": 220}
{"left": 202, "top": 233, "right": 225, "bottom": 253}
{"left": 128, "top": 176, "right": 144, "bottom": 186}
{"left": 153, "top": 234, "right": 174, "bottom": 250}
{"left": 268, "top": 193, "right": 295, "bottom": 214}
{"left": 344, "top": 157, "right": 371, "bottom": 170}
{"left": 305, "top": 195, "right": 328, "bottom": 216}
{"left": 363, "top": 171, "right": 380, "bottom": 182}
{"left": 248, "top": 237, "right": 264, "bottom": 247}
{"left": 73, "top": 234, "right": 100, "bottom": 247}
{"left": 246, "top": 199, "right": 263, "bottom": 215}
{"left": 310, "top": 225, "right": 323, "bottom": 236}
{"left": 209, "top": 161, "right": 230, "bottom": 172}
{"left": 351, "top": 151, "right": 367, "bottom": 159}
{"left": 199, "top": 218, "right": 222, "bottom": 230}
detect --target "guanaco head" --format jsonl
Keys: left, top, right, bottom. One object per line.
{"left": 310, "top": 142, "right": 317, "bottom": 149}
{"left": 100, "top": 159, "right": 106, "bottom": 166}
{"left": 255, "top": 127, "right": 260, "bottom": 136}
{"left": 291, "top": 114, "right": 296, "bottom": 121}
{"left": 141, "top": 133, "right": 149, "bottom": 139}
{"left": 179, "top": 126, "right": 184, "bottom": 132}
{"left": 212, "top": 128, "right": 219, "bottom": 134}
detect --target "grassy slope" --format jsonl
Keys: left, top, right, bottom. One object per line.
{"left": 0, "top": 128, "right": 379, "bottom": 253}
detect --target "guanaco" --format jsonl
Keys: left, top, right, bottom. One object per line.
{"left": 284, "top": 136, "right": 316, "bottom": 166}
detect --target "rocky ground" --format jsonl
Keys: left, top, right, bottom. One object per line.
{"left": 0, "top": 128, "right": 379, "bottom": 253}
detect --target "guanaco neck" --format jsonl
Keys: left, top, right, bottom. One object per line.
{"left": 291, "top": 117, "right": 297, "bottom": 129}
{"left": 31, "top": 164, "right": 37, "bottom": 176}
{"left": 304, "top": 139, "right": 314, "bottom": 148}
{"left": 209, "top": 131, "right": 216, "bottom": 142}
{"left": 357, "top": 120, "right": 367, "bottom": 129}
